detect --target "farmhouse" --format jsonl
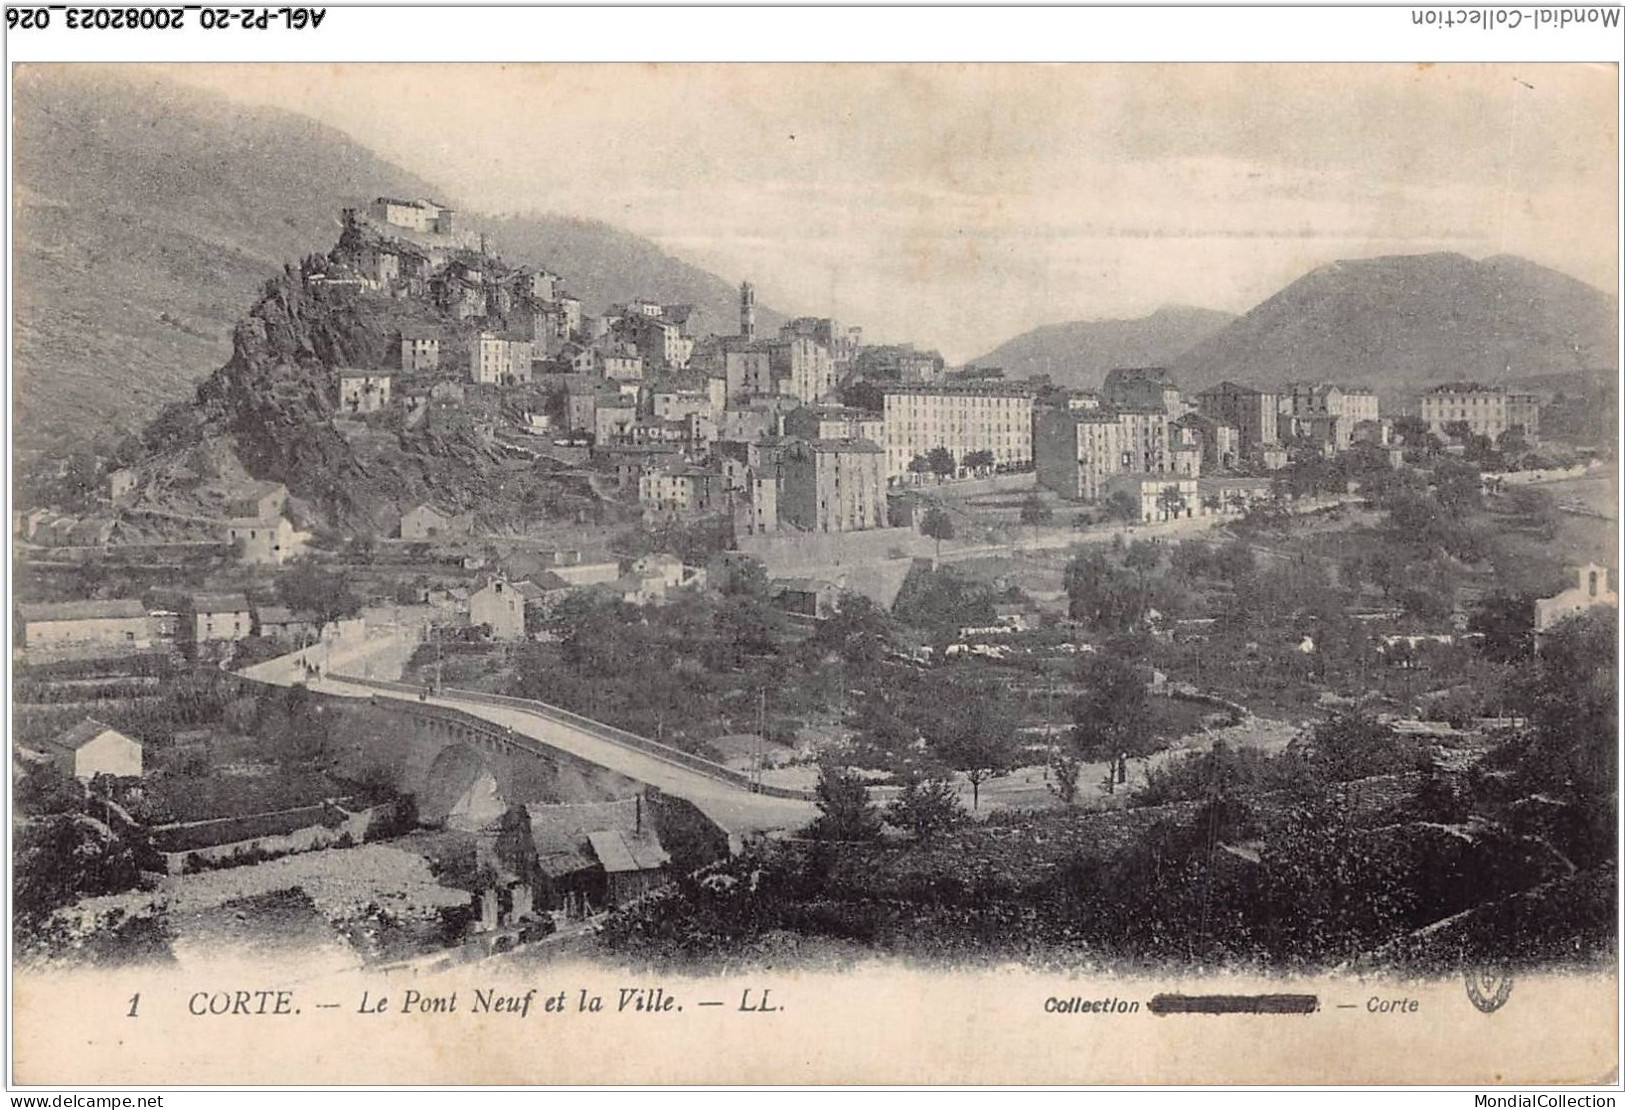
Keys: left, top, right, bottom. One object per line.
{"left": 35, "top": 719, "right": 143, "bottom": 781}
{"left": 14, "top": 599, "right": 153, "bottom": 662}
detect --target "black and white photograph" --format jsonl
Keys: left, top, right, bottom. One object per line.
{"left": 6, "top": 43, "right": 1621, "bottom": 1089}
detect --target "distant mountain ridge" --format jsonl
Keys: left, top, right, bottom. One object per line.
{"left": 1170, "top": 252, "right": 1618, "bottom": 400}
{"left": 12, "top": 65, "right": 778, "bottom": 452}
{"left": 970, "top": 305, "right": 1236, "bottom": 390}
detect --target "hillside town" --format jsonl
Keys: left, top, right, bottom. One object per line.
{"left": 12, "top": 195, "right": 1617, "bottom": 974}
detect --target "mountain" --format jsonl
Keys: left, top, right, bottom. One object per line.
{"left": 969, "top": 306, "right": 1236, "bottom": 390}
{"left": 1170, "top": 253, "right": 1618, "bottom": 400}
{"left": 12, "top": 65, "right": 775, "bottom": 453}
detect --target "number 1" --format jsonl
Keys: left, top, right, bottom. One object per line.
{"left": 127, "top": 993, "right": 140, "bottom": 1018}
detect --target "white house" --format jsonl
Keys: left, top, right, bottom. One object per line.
{"left": 469, "top": 578, "right": 538, "bottom": 641}
{"left": 190, "top": 594, "right": 255, "bottom": 645}
{"left": 1534, "top": 562, "right": 1617, "bottom": 636}
{"left": 225, "top": 516, "right": 305, "bottom": 566}
{"left": 337, "top": 369, "right": 393, "bottom": 414}
{"left": 39, "top": 719, "right": 143, "bottom": 781}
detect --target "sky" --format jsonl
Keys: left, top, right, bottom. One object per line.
{"left": 158, "top": 63, "right": 1617, "bottom": 363}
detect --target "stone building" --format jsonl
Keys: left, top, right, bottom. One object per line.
{"left": 1196, "top": 381, "right": 1280, "bottom": 455}
{"left": 1420, "top": 383, "right": 1540, "bottom": 444}
{"left": 880, "top": 383, "right": 1034, "bottom": 479}
{"left": 777, "top": 439, "right": 888, "bottom": 532}
{"left": 14, "top": 599, "right": 153, "bottom": 662}
{"left": 337, "top": 369, "right": 392, "bottom": 414}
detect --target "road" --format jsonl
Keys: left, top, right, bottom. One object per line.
{"left": 248, "top": 640, "right": 817, "bottom": 837}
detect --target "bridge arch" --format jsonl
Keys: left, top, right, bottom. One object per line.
{"left": 417, "top": 742, "right": 510, "bottom": 829}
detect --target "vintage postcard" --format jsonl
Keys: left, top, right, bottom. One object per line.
{"left": 7, "top": 51, "right": 1620, "bottom": 1088}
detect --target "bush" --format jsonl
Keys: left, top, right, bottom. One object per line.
{"left": 808, "top": 760, "right": 882, "bottom": 841}
{"left": 886, "top": 778, "right": 966, "bottom": 840}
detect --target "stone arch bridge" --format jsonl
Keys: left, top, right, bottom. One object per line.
{"left": 308, "top": 679, "right": 816, "bottom": 838}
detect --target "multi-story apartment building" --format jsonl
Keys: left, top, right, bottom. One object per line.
{"left": 637, "top": 465, "right": 725, "bottom": 518}
{"left": 1195, "top": 381, "right": 1280, "bottom": 454}
{"left": 780, "top": 318, "right": 861, "bottom": 370}
{"left": 783, "top": 406, "right": 885, "bottom": 448}
{"left": 648, "top": 377, "right": 719, "bottom": 423}
{"left": 1172, "top": 412, "right": 1240, "bottom": 471}
{"left": 880, "top": 383, "right": 1035, "bottom": 479}
{"left": 1035, "top": 408, "right": 1124, "bottom": 502}
{"left": 470, "top": 333, "right": 534, "bottom": 386}
{"left": 1101, "top": 367, "right": 1184, "bottom": 415}
{"left": 777, "top": 440, "right": 889, "bottom": 533}
{"left": 399, "top": 328, "right": 440, "bottom": 373}
{"left": 767, "top": 336, "right": 837, "bottom": 404}
{"left": 1420, "top": 383, "right": 1541, "bottom": 443}
{"left": 1281, "top": 383, "right": 1380, "bottom": 450}
{"left": 723, "top": 346, "right": 774, "bottom": 402}
{"left": 617, "top": 313, "right": 694, "bottom": 370}
{"left": 1114, "top": 406, "right": 1171, "bottom": 474}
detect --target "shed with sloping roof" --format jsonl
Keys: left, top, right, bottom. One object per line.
{"left": 498, "top": 796, "right": 672, "bottom": 917}
{"left": 35, "top": 718, "right": 143, "bottom": 781}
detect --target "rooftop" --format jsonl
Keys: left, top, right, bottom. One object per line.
{"left": 1197, "top": 381, "right": 1269, "bottom": 397}
{"left": 880, "top": 382, "right": 1033, "bottom": 397}
{"left": 1426, "top": 381, "right": 1506, "bottom": 395}
{"left": 43, "top": 718, "right": 139, "bottom": 757}
{"left": 794, "top": 438, "right": 884, "bottom": 454}
{"left": 17, "top": 599, "right": 147, "bottom": 623}
{"left": 192, "top": 593, "right": 252, "bottom": 614}
{"left": 374, "top": 196, "right": 449, "bottom": 211}
{"left": 587, "top": 829, "right": 671, "bottom": 874}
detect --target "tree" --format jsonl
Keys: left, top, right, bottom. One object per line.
{"left": 886, "top": 776, "right": 966, "bottom": 839}
{"left": 1497, "top": 427, "right": 1530, "bottom": 457}
{"left": 721, "top": 556, "right": 770, "bottom": 598}
{"left": 930, "top": 681, "right": 1018, "bottom": 810}
{"left": 1505, "top": 609, "right": 1616, "bottom": 867}
{"left": 962, "top": 449, "right": 996, "bottom": 474}
{"left": 891, "top": 564, "right": 995, "bottom": 634}
{"left": 1468, "top": 594, "right": 1535, "bottom": 663}
{"left": 811, "top": 591, "right": 894, "bottom": 673}
{"left": 274, "top": 563, "right": 361, "bottom": 624}
{"left": 1071, "top": 653, "right": 1153, "bottom": 759}
{"left": 1018, "top": 495, "right": 1053, "bottom": 526}
{"left": 1214, "top": 540, "right": 1257, "bottom": 586}
{"left": 926, "top": 446, "right": 957, "bottom": 480}
{"left": 809, "top": 759, "right": 882, "bottom": 841}
{"left": 1392, "top": 415, "right": 1430, "bottom": 445}
{"left": 1047, "top": 746, "right": 1083, "bottom": 805}
{"left": 1442, "top": 419, "right": 1472, "bottom": 444}
{"left": 1432, "top": 460, "right": 1483, "bottom": 518}
{"left": 839, "top": 379, "right": 885, "bottom": 413}
{"left": 1104, "top": 490, "right": 1140, "bottom": 523}
{"left": 1169, "top": 539, "right": 1212, "bottom": 583}
{"left": 1123, "top": 538, "right": 1161, "bottom": 577}
{"left": 920, "top": 502, "right": 955, "bottom": 563}
{"left": 1156, "top": 484, "right": 1188, "bottom": 520}
{"left": 1063, "top": 549, "right": 1143, "bottom": 633}
{"left": 14, "top": 812, "right": 146, "bottom": 932}
{"left": 1300, "top": 712, "right": 1425, "bottom": 783}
